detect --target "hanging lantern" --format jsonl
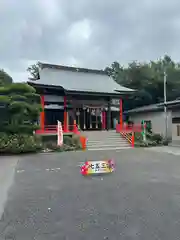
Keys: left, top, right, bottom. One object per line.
{"left": 91, "top": 109, "right": 95, "bottom": 116}
{"left": 96, "top": 109, "right": 101, "bottom": 116}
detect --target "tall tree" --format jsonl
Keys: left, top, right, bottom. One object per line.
{"left": 105, "top": 55, "right": 180, "bottom": 110}
{"left": 27, "top": 62, "right": 40, "bottom": 80}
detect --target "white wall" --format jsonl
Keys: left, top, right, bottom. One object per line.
{"left": 129, "top": 111, "right": 172, "bottom": 138}
{"left": 172, "top": 110, "right": 180, "bottom": 141}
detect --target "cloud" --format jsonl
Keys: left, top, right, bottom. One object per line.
{"left": 0, "top": 0, "right": 180, "bottom": 81}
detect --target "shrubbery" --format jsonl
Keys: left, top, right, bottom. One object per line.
{"left": 0, "top": 81, "right": 83, "bottom": 154}
{"left": 149, "top": 133, "right": 162, "bottom": 144}
{"left": 0, "top": 133, "right": 42, "bottom": 154}
{"left": 0, "top": 133, "right": 82, "bottom": 154}
{"left": 0, "top": 82, "right": 43, "bottom": 154}
{"left": 43, "top": 135, "right": 82, "bottom": 152}
{"left": 134, "top": 131, "right": 163, "bottom": 147}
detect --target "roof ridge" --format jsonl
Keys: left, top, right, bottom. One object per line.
{"left": 39, "top": 62, "right": 107, "bottom": 75}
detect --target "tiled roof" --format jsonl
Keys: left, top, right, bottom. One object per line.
{"left": 124, "top": 100, "right": 180, "bottom": 114}
{"left": 28, "top": 63, "right": 134, "bottom": 95}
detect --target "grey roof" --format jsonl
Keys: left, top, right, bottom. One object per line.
{"left": 124, "top": 103, "right": 163, "bottom": 114}
{"left": 124, "top": 99, "right": 180, "bottom": 114}
{"left": 28, "top": 63, "right": 134, "bottom": 94}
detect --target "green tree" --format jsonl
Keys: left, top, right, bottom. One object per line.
{"left": 27, "top": 62, "right": 40, "bottom": 80}
{"left": 0, "top": 69, "right": 13, "bottom": 86}
{"left": 0, "top": 83, "right": 41, "bottom": 134}
{"left": 105, "top": 55, "right": 180, "bottom": 109}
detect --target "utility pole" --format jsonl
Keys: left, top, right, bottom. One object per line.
{"left": 164, "top": 71, "right": 168, "bottom": 140}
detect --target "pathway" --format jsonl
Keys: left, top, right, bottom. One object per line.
{"left": 1, "top": 149, "right": 180, "bottom": 239}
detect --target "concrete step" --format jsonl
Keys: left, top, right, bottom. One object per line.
{"left": 84, "top": 131, "right": 131, "bottom": 151}
{"left": 86, "top": 136, "right": 122, "bottom": 139}
{"left": 87, "top": 146, "right": 131, "bottom": 151}
{"left": 88, "top": 139, "right": 127, "bottom": 144}
{"left": 85, "top": 133, "right": 119, "bottom": 136}
{"left": 86, "top": 136, "right": 125, "bottom": 139}
{"left": 84, "top": 134, "right": 119, "bottom": 137}
{"left": 88, "top": 140, "right": 129, "bottom": 143}
{"left": 87, "top": 139, "right": 129, "bottom": 142}
{"left": 88, "top": 143, "right": 129, "bottom": 146}
{"left": 88, "top": 143, "right": 130, "bottom": 147}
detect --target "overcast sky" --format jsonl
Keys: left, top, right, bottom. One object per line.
{"left": 0, "top": 0, "right": 180, "bottom": 81}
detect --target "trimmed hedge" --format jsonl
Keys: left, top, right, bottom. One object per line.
{"left": 40, "top": 133, "right": 74, "bottom": 143}
{"left": 134, "top": 131, "right": 163, "bottom": 147}
{"left": 43, "top": 135, "right": 82, "bottom": 152}
{"left": 0, "top": 133, "right": 82, "bottom": 154}
{"left": 0, "top": 133, "right": 42, "bottom": 154}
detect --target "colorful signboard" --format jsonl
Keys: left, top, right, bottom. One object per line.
{"left": 81, "top": 159, "right": 115, "bottom": 176}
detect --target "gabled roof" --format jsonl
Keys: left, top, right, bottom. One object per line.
{"left": 28, "top": 63, "right": 134, "bottom": 95}
{"left": 124, "top": 99, "right": 180, "bottom": 114}
{"left": 124, "top": 103, "right": 163, "bottom": 114}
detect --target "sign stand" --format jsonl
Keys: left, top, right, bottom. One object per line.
{"left": 57, "top": 121, "right": 63, "bottom": 146}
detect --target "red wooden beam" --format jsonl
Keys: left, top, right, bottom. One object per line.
{"left": 40, "top": 95, "right": 45, "bottom": 131}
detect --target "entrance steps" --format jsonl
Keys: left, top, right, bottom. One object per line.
{"left": 83, "top": 130, "right": 131, "bottom": 151}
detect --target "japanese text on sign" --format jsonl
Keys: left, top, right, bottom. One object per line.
{"left": 81, "top": 160, "right": 115, "bottom": 175}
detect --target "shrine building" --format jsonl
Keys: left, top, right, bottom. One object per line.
{"left": 28, "top": 63, "right": 135, "bottom": 133}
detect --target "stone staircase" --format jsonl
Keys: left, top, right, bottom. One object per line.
{"left": 84, "top": 130, "right": 131, "bottom": 151}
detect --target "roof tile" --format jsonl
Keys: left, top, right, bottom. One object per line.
{"left": 29, "top": 64, "right": 134, "bottom": 94}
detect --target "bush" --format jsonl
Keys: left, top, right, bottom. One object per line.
{"left": 162, "top": 139, "right": 169, "bottom": 146}
{"left": 0, "top": 133, "right": 42, "bottom": 154}
{"left": 134, "top": 132, "right": 143, "bottom": 141}
{"left": 151, "top": 133, "right": 162, "bottom": 144}
{"left": 41, "top": 134, "right": 57, "bottom": 143}
{"left": 0, "top": 133, "right": 83, "bottom": 154}
{"left": 63, "top": 135, "right": 82, "bottom": 149}
{"left": 40, "top": 133, "right": 74, "bottom": 144}
{"left": 2, "top": 124, "right": 39, "bottom": 134}
{"left": 134, "top": 141, "right": 157, "bottom": 147}
{"left": 42, "top": 142, "right": 76, "bottom": 152}
{"left": 134, "top": 142, "right": 149, "bottom": 147}
{"left": 63, "top": 136, "right": 73, "bottom": 146}
{"left": 43, "top": 134, "right": 82, "bottom": 152}
{"left": 43, "top": 141, "right": 58, "bottom": 151}
{"left": 72, "top": 135, "right": 82, "bottom": 149}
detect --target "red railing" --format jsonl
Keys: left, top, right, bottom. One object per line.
{"left": 116, "top": 123, "right": 143, "bottom": 133}
{"left": 116, "top": 123, "right": 142, "bottom": 148}
{"left": 35, "top": 124, "right": 80, "bottom": 134}
{"left": 119, "top": 131, "right": 135, "bottom": 147}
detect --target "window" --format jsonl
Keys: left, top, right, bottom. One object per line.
{"left": 177, "top": 125, "right": 180, "bottom": 136}
{"left": 172, "top": 117, "right": 180, "bottom": 124}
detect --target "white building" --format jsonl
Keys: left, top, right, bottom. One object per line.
{"left": 124, "top": 100, "right": 180, "bottom": 144}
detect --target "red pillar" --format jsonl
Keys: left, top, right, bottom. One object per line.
{"left": 120, "top": 98, "right": 123, "bottom": 130}
{"left": 64, "top": 96, "right": 68, "bottom": 132}
{"left": 102, "top": 111, "right": 105, "bottom": 130}
{"left": 131, "top": 132, "right": 135, "bottom": 147}
{"left": 104, "top": 110, "right": 106, "bottom": 130}
{"left": 40, "top": 95, "right": 45, "bottom": 131}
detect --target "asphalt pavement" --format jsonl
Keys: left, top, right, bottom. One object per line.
{"left": 1, "top": 149, "right": 180, "bottom": 239}
{"left": 0, "top": 156, "right": 18, "bottom": 219}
